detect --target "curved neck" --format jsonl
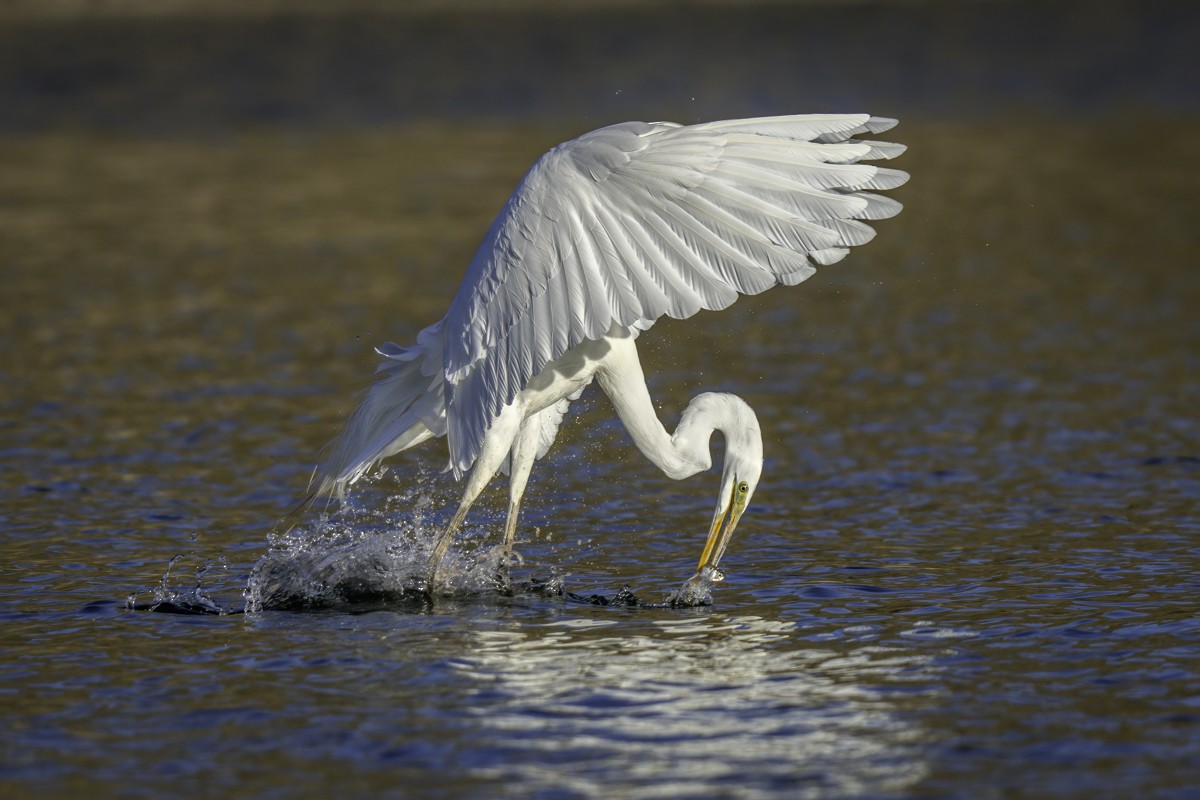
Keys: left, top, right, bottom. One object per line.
{"left": 595, "top": 332, "right": 748, "bottom": 481}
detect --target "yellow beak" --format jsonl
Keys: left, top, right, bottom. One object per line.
{"left": 696, "top": 483, "right": 744, "bottom": 573}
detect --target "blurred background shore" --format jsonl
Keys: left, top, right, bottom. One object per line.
{"left": 1, "top": 0, "right": 1196, "bottom": 137}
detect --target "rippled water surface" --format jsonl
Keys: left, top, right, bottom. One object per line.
{"left": 3, "top": 3, "right": 1199, "bottom": 798}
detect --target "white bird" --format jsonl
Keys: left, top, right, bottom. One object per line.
{"left": 310, "top": 113, "right": 907, "bottom": 596}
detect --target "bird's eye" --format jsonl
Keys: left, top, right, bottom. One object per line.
{"left": 738, "top": 482, "right": 749, "bottom": 494}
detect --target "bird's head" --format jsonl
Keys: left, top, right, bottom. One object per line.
{"left": 694, "top": 394, "right": 763, "bottom": 579}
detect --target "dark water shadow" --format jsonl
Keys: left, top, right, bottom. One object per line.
{"left": 118, "top": 554, "right": 709, "bottom": 615}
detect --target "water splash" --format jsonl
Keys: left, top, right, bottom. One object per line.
{"left": 126, "top": 553, "right": 237, "bottom": 615}
{"left": 244, "top": 477, "right": 516, "bottom": 611}
{"left": 130, "top": 470, "right": 718, "bottom": 614}
{"left": 664, "top": 566, "right": 723, "bottom": 607}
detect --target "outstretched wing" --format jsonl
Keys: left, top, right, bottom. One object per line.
{"left": 441, "top": 113, "right": 908, "bottom": 476}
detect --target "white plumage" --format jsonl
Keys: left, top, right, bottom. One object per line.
{"left": 311, "top": 113, "right": 908, "bottom": 596}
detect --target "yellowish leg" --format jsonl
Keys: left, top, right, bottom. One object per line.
{"left": 496, "top": 416, "right": 540, "bottom": 591}
{"left": 425, "top": 504, "right": 469, "bottom": 593}
{"left": 425, "top": 405, "right": 523, "bottom": 595}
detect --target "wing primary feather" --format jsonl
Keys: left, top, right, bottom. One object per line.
{"left": 654, "top": 199, "right": 784, "bottom": 294}
{"left": 709, "top": 161, "right": 868, "bottom": 220}
{"left": 689, "top": 113, "right": 872, "bottom": 140}
{"left": 621, "top": 158, "right": 848, "bottom": 252}
{"left": 698, "top": 181, "right": 845, "bottom": 250}
{"left": 810, "top": 246, "right": 850, "bottom": 265}
{"left": 849, "top": 191, "right": 905, "bottom": 220}
{"left": 682, "top": 182, "right": 846, "bottom": 257}
{"left": 820, "top": 218, "right": 878, "bottom": 247}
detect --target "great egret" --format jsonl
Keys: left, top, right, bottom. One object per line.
{"left": 311, "top": 114, "right": 908, "bottom": 596}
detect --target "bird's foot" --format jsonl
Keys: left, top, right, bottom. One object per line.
{"left": 422, "top": 566, "right": 445, "bottom": 602}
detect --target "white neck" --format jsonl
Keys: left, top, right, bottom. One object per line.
{"left": 595, "top": 333, "right": 757, "bottom": 481}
